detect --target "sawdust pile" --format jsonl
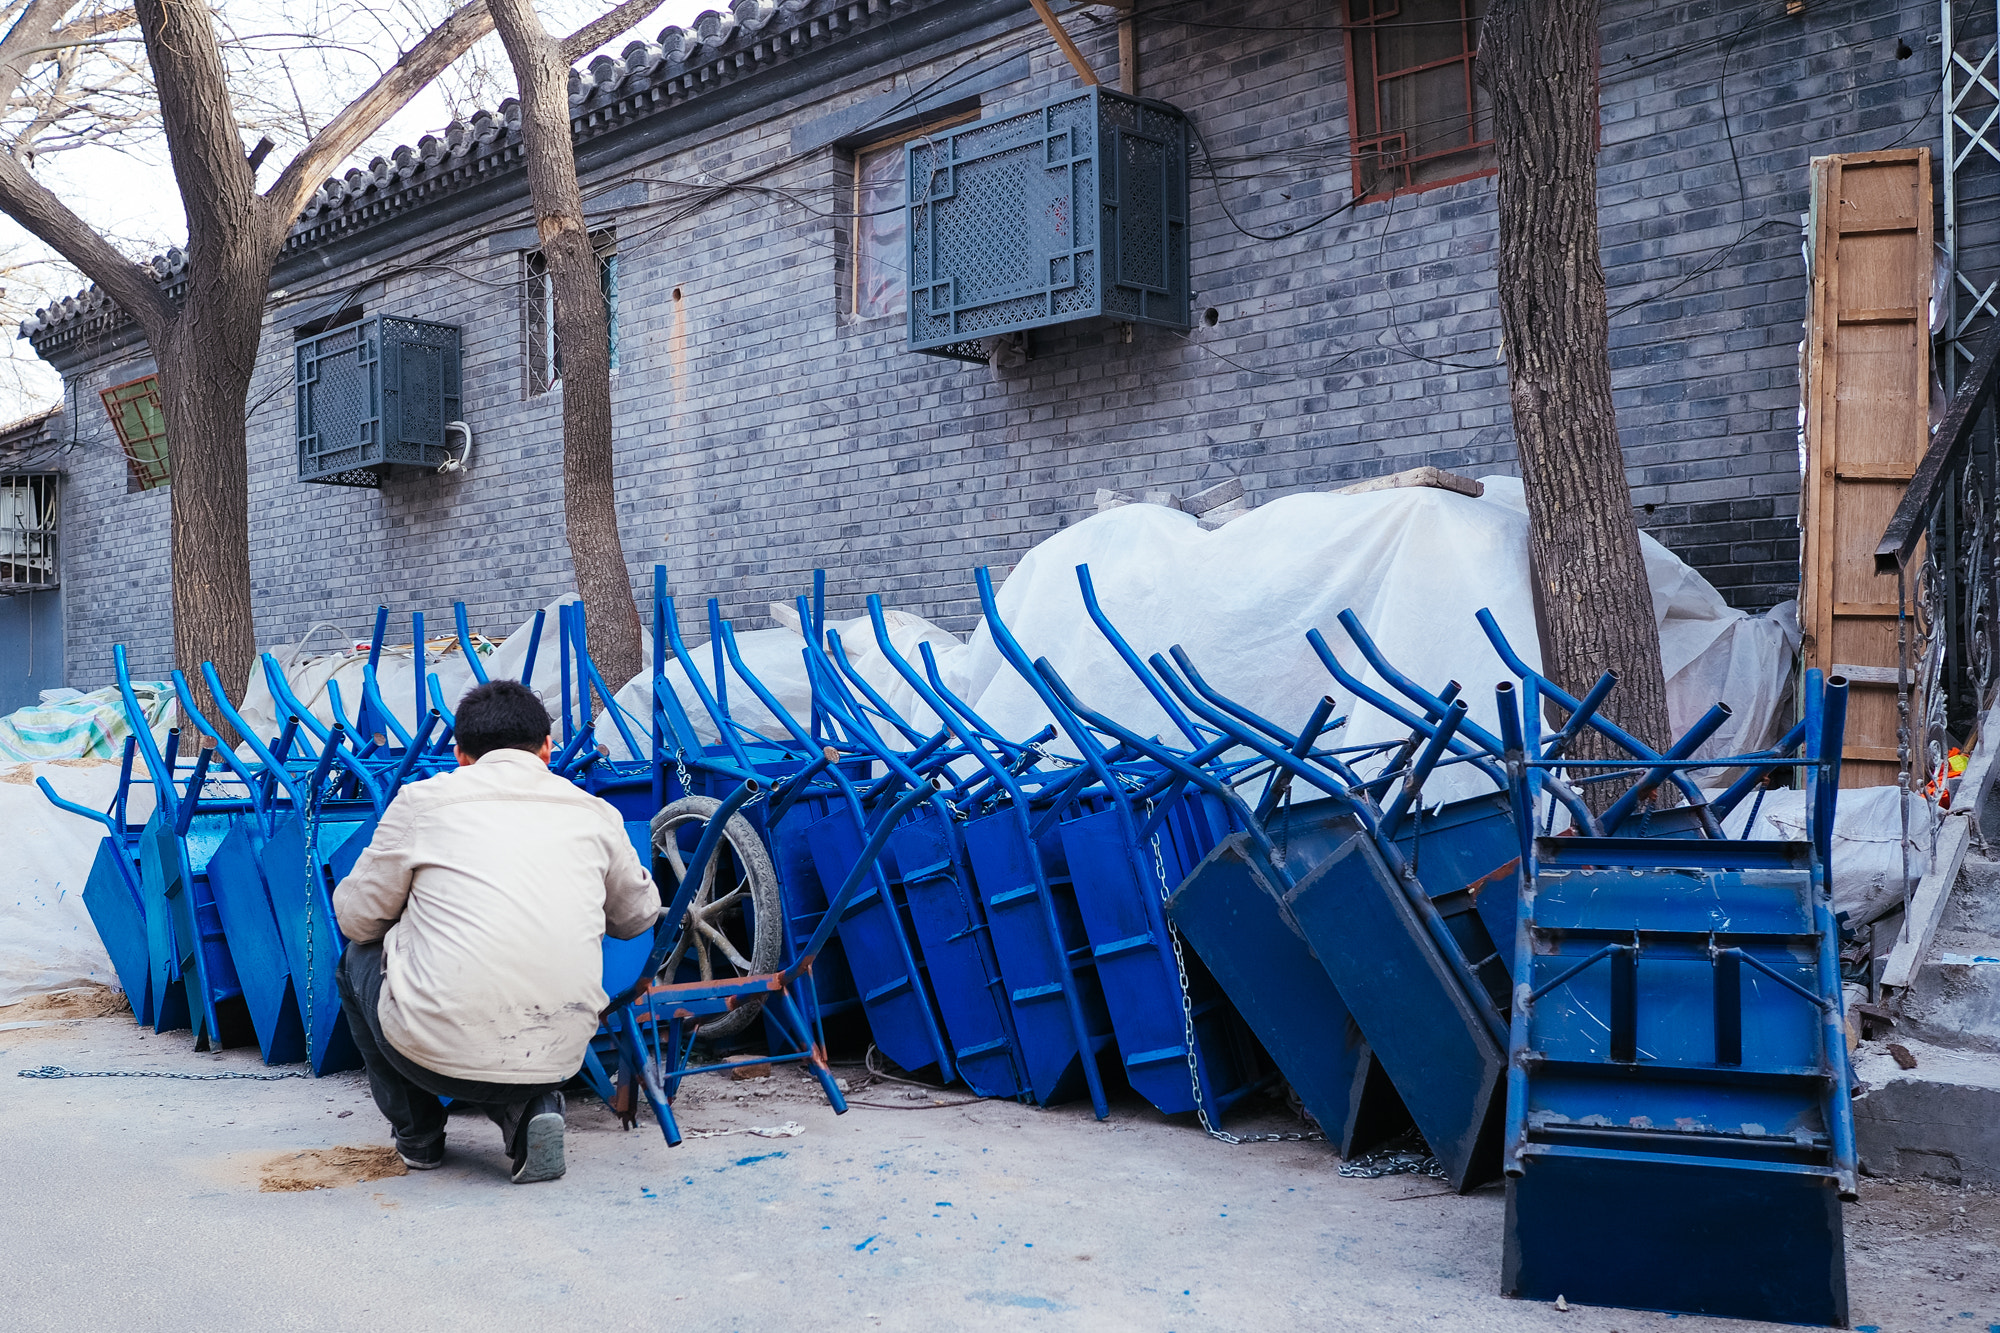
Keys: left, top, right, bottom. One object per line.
{"left": 259, "top": 1146, "right": 408, "bottom": 1193}
{"left": 1, "top": 757, "right": 111, "bottom": 784}
{"left": 0, "top": 983, "right": 130, "bottom": 1021}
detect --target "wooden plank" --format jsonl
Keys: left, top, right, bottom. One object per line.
{"left": 1025, "top": 0, "right": 1100, "bottom": 86}
{"left": 1837, "top": 307, "right": 1921, "bottom": 324}
{"left": 1332, "top": 466, "right": 1484, "bottom": 499}
{"left": 1831, "top": 664, "right": 1903, "bottom": 685}
{"left": 1801, "top": 148, "right": 1933, "bottom": 789}
{"left": 1882, "top": 714, "right": 2000, "bottom": 989}
{"left": 1840, "top": 745, "right": 1903, "bottom": 763}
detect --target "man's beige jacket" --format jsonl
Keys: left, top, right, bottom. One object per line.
{"left": 332, "top": 747, "right": 661, "bottom": 1084}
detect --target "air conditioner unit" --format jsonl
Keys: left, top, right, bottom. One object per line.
{"left": 906, "top": 88, "right": 1191, "bottom": 361}
{"left": 296, "top": 316, "right": 461, "bottom": 487}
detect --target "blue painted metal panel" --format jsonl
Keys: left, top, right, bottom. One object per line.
{"left": 137, "top": 815, "right": 189, "bottom": 1034}
{"left": 1167, "top": 832, "right": 1368, "bottom": 1145}
{"left": 1503, "top": 1154, "right": 1846, "bottom": 1325}
{"left": 1504, "top": 827, "right": 1851, "bottom": 1320}
{"left": 1280, "top": 816, "right": 1506, "bottom": 1191}
{"left": 1056, "top": 796, "right": 1261, "bottom": 1119}
{"left": 206, "top": 822, "right": 306, "bottom": 1064}
{"left": 804, "top": 808, "right": 955, "bottom": 1079}
{"left": 959, "top": 810, "right": 1113, "bottom": 1108}
{"left": 257, "top": 812, "right": 366, "bottom": 1074}
{"left": 79, "top": 837, "right": 151, "bottom": 1026}
{"left": 885, "top": 811, "right": 1028, "bottom": 1099}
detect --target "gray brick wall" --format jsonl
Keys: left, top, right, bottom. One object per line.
{"left": 38, "top": 0, "right": 1969, "bottom": 687}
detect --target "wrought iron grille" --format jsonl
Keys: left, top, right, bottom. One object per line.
{"left": 296, "top": 315, "right": 461, "bottom": 487}
{"left": 0, "top": 472, "right": 57, "bottom": 592}
{"left": 906, "top": 88, "right": 1190, "bottom": 360}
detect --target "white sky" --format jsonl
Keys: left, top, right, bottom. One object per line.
{"left": 0, "top": 0, "right": 709, "bottom": 419}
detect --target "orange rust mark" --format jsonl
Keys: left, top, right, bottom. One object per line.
{"left": 1463, "top": 857, "right": 1519, "bottom": 901}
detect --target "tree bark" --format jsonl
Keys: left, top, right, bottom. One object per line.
{"left": 491, "top": 0, "right": 644, "bottom": 691}
{"left": 0, "top": 0, "right": 493, "bottom": 736}
{"left": 135, "top": 0, "right": 278, "bottom": 732}
{"left": 1477, "top": 0, "right": 1672, "bottom": 760}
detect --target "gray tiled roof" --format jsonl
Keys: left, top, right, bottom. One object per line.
{"left": 23, "top": 0, "right": 945, "bottom": 345}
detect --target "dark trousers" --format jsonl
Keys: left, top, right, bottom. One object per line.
{"left": 336, "top": 940, "right": 563, "bottom": 1161}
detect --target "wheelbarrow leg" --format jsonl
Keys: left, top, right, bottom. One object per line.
{"left": 772, "top": 988, "right": 848, "bottom": 1113}
{"left": 610, "top": 1006, "right": 681, "bottom": 1146}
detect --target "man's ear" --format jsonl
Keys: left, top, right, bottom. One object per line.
{"left": 538, "top": 735, "right": 554, "bottom": 764}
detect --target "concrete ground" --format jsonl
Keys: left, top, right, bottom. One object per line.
{"left": 2, "top": 1013, "right": 1995, "bottom": 1333}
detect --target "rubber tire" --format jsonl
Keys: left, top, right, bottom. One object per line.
{"left": 649, "top": 796, "right": 782, "bottom": 1041}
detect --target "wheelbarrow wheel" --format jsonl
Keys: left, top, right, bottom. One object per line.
{"left": 649, "top": 796, "right": 782, "bottom": 1041}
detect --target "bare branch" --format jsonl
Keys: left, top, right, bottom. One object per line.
{"left": 48, "top": 6, "right": 132, "bottom": 43}
{"left": 262, "top": 0, "right": 493, "bottom": 225}
{"left": 0, "top": 145, "right": 168, "bottom": 337}
{"left": 558, "top": 0, "right": 664, "bottom": 64}
{"left": 0, "top": 0, "right": 69, "bottom": 111}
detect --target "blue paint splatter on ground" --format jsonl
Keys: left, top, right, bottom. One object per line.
{"left": 639, "top": 1187, "right": 656, "bottom": 1199}
{"left": 966, "top": 1292, "right": 1073, "bottom": 1312}
{"left": 853, "top": 1235, "right": 878, "bottom": 1251}
{"left": 722, "top": 1151, "right": 787, "bottom": 1169}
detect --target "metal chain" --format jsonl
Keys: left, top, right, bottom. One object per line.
{"left": 1336, "top": 1134, "right": 1446, "bottom": 1180}
{"left": 19, "top": 1064, "right": 307, "bottom": 1081}
{"left": 674, "top": 748, "right": 694, "bottom": 800}
{"left": 1145, "top": 808, "right": 1323, "bottom": 1147}
{"left": 303, "top": 773, "right": 322, "bottom": 1070}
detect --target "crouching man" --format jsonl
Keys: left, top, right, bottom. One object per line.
{"left": 332, "top": 679, "right": 661, "bottom": 1182}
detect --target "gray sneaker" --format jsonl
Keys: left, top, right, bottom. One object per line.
{"left": 510, "top": 1092, "right": 566, "bottom": 1184}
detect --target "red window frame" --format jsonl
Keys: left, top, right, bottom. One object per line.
{"left": 1343, "top": 0, "right": 1493, "bottom": 204}
{"left": 100, "top": 373, "right": 171, "bottom": 492}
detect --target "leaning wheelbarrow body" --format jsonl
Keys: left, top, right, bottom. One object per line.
{"left": 1498, "top": 673, "right": 1855, "bottom": 1325}
{"left": 1167, "top": 831, "right": 1389, "bottom": 1152}
{"left": 958, "top": 808, "right": 1117, "bottom": 1110}
{"left": 1054, "top": 790, "right": 1266, "bottom": 1118}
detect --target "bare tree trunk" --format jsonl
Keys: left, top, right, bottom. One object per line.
{"left": 139, "top": 0, "right": 282, "bottom": 732}
{"left": 1478, "top": 0, "right": 1671, "bottom": 758}
{"left": 0, "top": 0, "right": 495, "bottom": 736}
{"left": 491, "top": 0, "right": 644, "bottom": 691}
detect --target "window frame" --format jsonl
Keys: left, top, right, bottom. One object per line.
{"left": 100, "top": 374, "right": 171, "bottom": 492}
{"left": 849, "top": 110, "right": 980, "bottom": 322}
{"left": 525, "top": 228, "right": 620, "bottom": 397}
{"left": 1342, "top": 0, "right": 1494, "bottom": 205}
{"left": 0, "top": 471, "right": 58, "bottom": 591}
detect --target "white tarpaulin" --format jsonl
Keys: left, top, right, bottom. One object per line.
{"left": 1717, "top": 784, "right": 1930, "bottom": 926}
{"left": 0, "top": 761, "right": 153, "bottom": 1006}
{"left": 929, "top": 481, "right": 1800, "bottom": 805}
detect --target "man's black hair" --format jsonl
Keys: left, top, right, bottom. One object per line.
{"left": 454, "top": 680, "right": 552, "bottom": 759}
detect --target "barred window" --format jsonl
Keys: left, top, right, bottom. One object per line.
{"left": 1344, "top": 0, "right": 1493, "bottom": 202}
{"left": 526, "top": 229, "right": 619, "bottom": 396}
{"left": 100, "top": 374, "right": 170, "bottom": 491}
{"left": 0, "top": 473, "right": 57, "bottom": 591}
